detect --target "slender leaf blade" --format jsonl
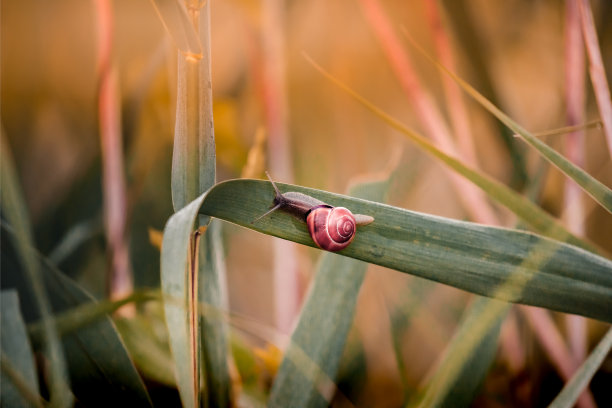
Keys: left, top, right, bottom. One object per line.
{"left": 194, "top": 179, "right": 612, "bottom": 323}
{"left": 268, "top": 178, "right": 390, "bottom": 407}
{"left": 199, "top": 220, "right": 232, "bottom": 407}
{"left": 549, "top": 327, "right": 612, "bottom": 408}
{"left": 0, "top": 135, "right": 73, "bottom": 407}
{"left": 412, "top": 297, "right": 507, "bottom": 408}
{"left": 405, "top": 38, "right": 612, "bottom": 213}
{"left": 1, "top": 290, "right": 41, "bottom": 408}
{"left": 302, "top": 56, "right": 599, "bottom": 254}
{"left": 161, "top": 195, "right": 203, "bottom": 408}
{"left": 149, "top": 0, "right": 202, "bottom": 56}
{"left": 1, "top": 226, "right": 153, "bottom": 407}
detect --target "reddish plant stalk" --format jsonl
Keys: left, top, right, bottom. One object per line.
{"left": 359, "top": 0, "right": 498, "bottom": 225}
{"left": 578, "top": 0, "right": 612, "bottom": 157}
{"left": 422, "top": 0, "right": 477, "bottom": 167}
{"left": 95, "top": 0, "right": 132, "bottom": 305}
{"left": 564, "top": 0, "right": 588, "bottom": 379}
{"left": 520, "top": 306, "right": 595, "bottom": 408}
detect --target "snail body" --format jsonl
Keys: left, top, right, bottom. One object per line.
{"left": 253, "top": 172, "right": 374, "bottom": 251}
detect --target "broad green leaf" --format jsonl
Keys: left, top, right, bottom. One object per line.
{"left": 411, "top": 297, "right": 507, "bottom": 408}
{"left": 159, "top": 0, "right": 221, "bottom": 405}
{"left": 1, "top": 229, "right": 154, "bottom": 407}
{"left": 405, "top": 38, "right": 612, "bottom": 214}
{"left": 1, "top": 290, "right": 42, "bottom": 408}
{"left": 0, "top": 134, "right": 73, "bottom": 407}
{"left": 169, "top": 0, "right": 215, "bottom": 212}
{"left": 199, "top": 220, "right": 232, "bottom": 407}
{"left": 161, "top": 213, "right": 230, "bottom": 408}
{"left": 169, "top": 179, "right": 612, "bottom": 322}
{"left": 161, "top": 196, "right": 201, "bottom": 408}
{"left": 549, "top": 327, "right": 612, "bottom": 408}
{"left": 303, "top": 56, "right": 600, "bottom": 254}
{"left": 268, "top": 178, "right": 389, "bottom": 407}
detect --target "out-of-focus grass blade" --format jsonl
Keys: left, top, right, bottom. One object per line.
{"left": 549, "top": 327, "right": 612, "bottom": 408}
{"left": 199, "top": 220, "right": 232, "bottom": 407}
{"left": 149, "top": 0, "right": 202, "bottom": 56}
{"left": 388, "top": 279, "right": 432, "bottom": 403}
{"left": 115, "top": 312, "right": 177, "bottom": 387}
{"left": 268, "top": 177, "right": 389, "bottom": 407}
{"left": 410, "top": 297, "right": 507, "bottom": 408}
{"left": 0, "top": 135, "right": 73, "bottom": 407}
{"left": 1, "top": 290, "right": 42, "bottom": 408}
{"left": 181, "top": 179, "right": 612, "bottom": 322}
{"left": 27, "top": 290, "right": 158, "bottom": 343}
{"left": 0, "top": 229, "right": 154, "bottom": 407}
{"left": 405, "top": 37, "right": 612, "bottom": 214}
{"left": 302, "top": 55, "right": 599, "bottom": 254}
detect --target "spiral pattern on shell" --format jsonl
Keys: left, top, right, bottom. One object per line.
{"left": 306, "top": 206, "right": 356, "bottom": 251}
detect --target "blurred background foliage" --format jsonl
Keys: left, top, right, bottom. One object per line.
{"left": 2, "top": 0, "right": 612, "bottom": 406}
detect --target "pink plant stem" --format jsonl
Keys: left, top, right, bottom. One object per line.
{"left": 520, "top": 306, "right": 596, "bottom": 408}
{"left": 564, "top": 0, "right": 588, "bottom": 374}
{"left": 261, "top": 0, "right": 300, "bottom": 334}
{"left": 359, "top": 0, "right": 498, "bottom": 225}
{"left": 578, "top": 0, "right": 612, "bottom": 158}
{"left": 95, "top": 0, "right": 132, "bottom": 305}
{"left": 422, "top": 0, "right": 526, "bottom": 377}
{"left": 422, "top": 0, "right": 477, "bottom": 167}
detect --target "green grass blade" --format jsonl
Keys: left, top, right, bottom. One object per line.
{"left": 190, "top": 179, "right": 612, "bottom": 322}
{"left": 303, "top": 56, "right": 603, "bottom": 254}
{"left": 1, "top": 290, "right": 42, "bottom": 408}
{"left": 269, "top": 178, "right": 390, "bottom": 407}
{"left": 149, "top": 0, "right": 202, "bottom": 56}
{"left": 161, "top": 195, "right": 202, "bottom": 408}
{"left": 199, "top": 220, "right": 232, "bottom": 407}
{"left": 269, "top": 254, "right": 367, "bottom": 407}
{"left": 411, "top": 297, "right": 507, "bottom": 408}
{"left": 115, "top": 312, "right": 177, "bottom": 387}
{"left": 1, "top": 223, "right": 153, "bottom": 407}
{"left": 548, "top": 327, "right": 612, "bottom": 408}
{"left": 161, "top": 203, "right": 231, "bottom": 407}
{"left": 0, "top": 135, "right": 73, "bottom": 407}
{"left": 388, "top": 279, "right": 432, "bottom": 403}
{"left": 405, "top": 37, "right": 612, "bottom": 213}
{"left": 168, "top": 1, "right": 216, "bottom": 213}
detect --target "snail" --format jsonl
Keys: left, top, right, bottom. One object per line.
{"left": 253, "top": 172, "right": 374, "bottom": 251}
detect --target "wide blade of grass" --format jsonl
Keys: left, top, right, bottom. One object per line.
{"left": 411, "top": 297, "right": 507, "bottom": 408}
{"left": 302, "top": 56, "right": 600, "bottom": 254}
{"left": 0, "top": 135, "right": 73, "bottom": 407}
{"left": 168, "top": 1, "right": 216, "bottom": 213}
{"left": 161, "top": 196, "right": 201, "bottom": 408}
{"left": 1, "top": 290, "right": 42, "bottom": 408}
{"left": 161, "top": 209, "right": 230, "bottom": 407}
{"left": 405, "top": 37, "right": 612, "bottom": 213}
{"left": 198, "top": 220, "right": 232, "bottom": 407}
{"left": 1, "top": 229, "right": 153, "bottom": 407}
{"left": 549, "top": 327, "right": 612, "bottom": 408}
{"left": 166, "top": 179, "right": 612, "bottom": 323}
{"left": 268, "top": 177, "right": 390, "bottom": 407}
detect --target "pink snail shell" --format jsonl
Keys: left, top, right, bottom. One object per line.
{"left": 306, "top": 206, "right": 356, "bottom": 251}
